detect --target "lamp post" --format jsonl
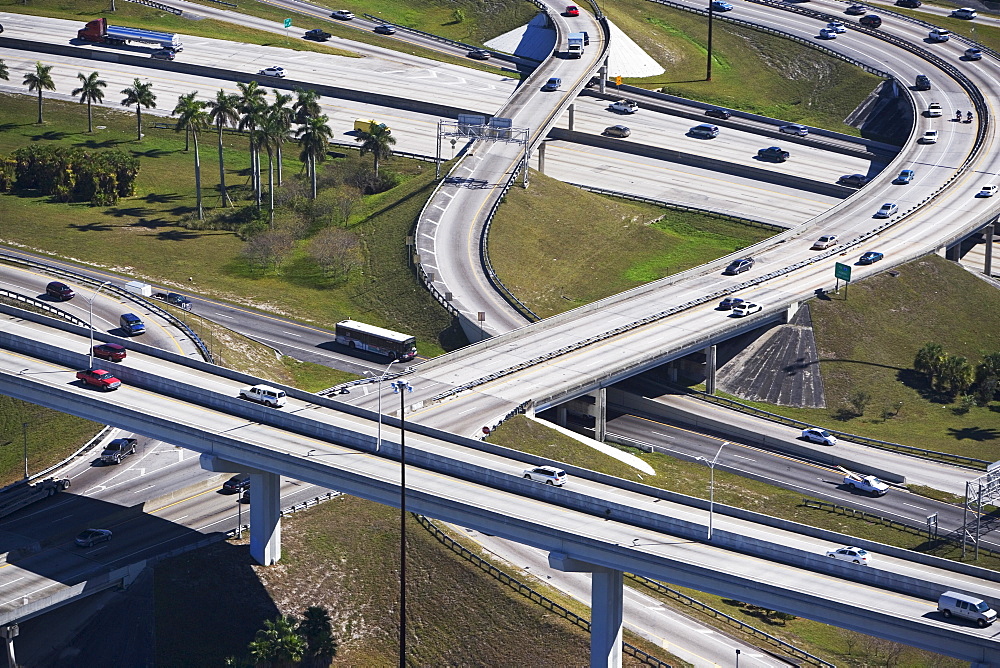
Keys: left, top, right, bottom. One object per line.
{"left": 707, "top": 0, "right": 715, "bottom": 80}
{"left": 696, "top": 441, "right": 727, "bottom": 540}
{"left": 364, "top": 360, "right": 397, "bottom": 452}
{"left": 85, "top": 281, "right": 112, "bottom": 369}
{"left": 391, "top": 379, "right": 413, "bottom": 668}
{"left": 21, "top": 422, "right": 28, "bottom": 480}
{"left": 736, "top": 648, "right": 741, "bottom": 667}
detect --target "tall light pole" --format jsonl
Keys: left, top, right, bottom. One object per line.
{"left": 364, "top": 359, "right": 397, "bottom": 452}
{"left": 391, "top": 379, "right": 413, "bottom": 668}
{"left": 85, "top": 281, "right": 112, "bottom": 369}
{"left": 697, "top": 441, "right": 727, "bottom": 540}
{"left": 707, "top": 0, "right": 715, "bottom": 80}
{"left": 21, "top": 422, "right": 28, "bottom": 480}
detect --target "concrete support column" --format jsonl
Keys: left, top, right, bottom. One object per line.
{"left": 985, "top": 224, "right": 994, "bottom": 276}
{"left": 599, "top": 61, "right": 608, "bottom": 93}
{"left": 555, "top": 405, "right": 567, "bottom": 427}
{"left": 548, "top": 553, "right": 623, "bottom": 668}
{"left": 786, "top": 301, "right": 799, "bottom": 323}
{"left": 568, "top": 103, "right": 575, "bottom": 132}
{"left": 1, "top": 624, "right": 17, "bottom": 668}
{"left": 594, "top": 387, "right": 607, "bottom": 442}
{"left": 538, "top": 141, "right": 546, "bottom": 174}
{"left": 667, "top": 364, "right": 678, "bottom": 383}
{"left": 250, "top": 471, "right": 282, "bottom": 566}
{"left": 704, "top": 344, "right": 717, "bottom": 395}
{"left": 945, "top": 243, "right": 961, "bottom": 261}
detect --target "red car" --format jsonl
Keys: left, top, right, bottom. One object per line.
{"left": 76, "top": 369, "right": 122, "bottom": 391}
{"left": 93, "top": 343, "right": 127, "bottom": 363}
{"left": 565, "top": 4, "right": 580, "bottom": 15}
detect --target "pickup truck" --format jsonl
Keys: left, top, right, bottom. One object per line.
{"left": 101, "top": 438, "right": 137, "bottom": 465}
{"left": 304, "top": 28, "right": 331, "bottom": 40}
{"left": 608, "top": 99, "right": 638, "bottom": 114}
{"left": 239, "top": 384, "right": 287, "bottom": 408}
{"left": 842, "top": 471, "right": 889, "bottom": 496}
{"left": 757, "top": 146, "right": 789, "bottom": 162}
{"left": 154, "top": 292, "right": 192, "bottom": 307}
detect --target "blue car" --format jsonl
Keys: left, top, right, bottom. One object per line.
{"left": 711, "top": 0, "right": 734, "bottom": 10}
{"left": 858, "top": 251, "right": 884, "bottom": 265}
{"left": 894, "top": 169, "right": 915, "bottom": 184}
{"left": 542, "top": 77, "right": 562, "bottom": 92}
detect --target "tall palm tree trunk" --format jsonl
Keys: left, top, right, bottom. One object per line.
{"left": 36, "top": 90, "right": 43, "bottom": 124}
{"left": 193, "top": 130, "right": 203, "bottom": 220}
{"left": 135, "top": 105, "right": 143, "bottom": 141}
{"left": 267, "top": 148, "right": 275, "bottom": 228}
{"left": 86, "top": 100, "right": 93, "bottom": 133}
{"left": 310, "top": 155, "right": 317, "bottom": 199}
{"left": 216, "top": 123, "right": 232, "bottom": 207}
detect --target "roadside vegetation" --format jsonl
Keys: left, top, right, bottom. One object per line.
{"left": 487, "top": 415, "right": 982, "bottom": 667}
{"left": 155, "top": 495, "right": 681, "bottom": 667}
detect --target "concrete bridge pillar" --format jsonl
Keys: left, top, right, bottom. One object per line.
{"left": 946, "top": 243, "right": 962, "bottom": 261}
{"left": 704, "top": 344, "right": 717, "bottom": 394}
{"left": 667, "top": 363, "right": 678, "bottom": 383}
{"left": 568, "top": 103, "right": 575, "bottom": 131}
{"left": 250, "top": 471, "right": 282, "bottom": 565}
{"left": 985, "top": 224, "right": 994, "bottom": 276}
{"left": 594, "top": 387, "right": 607, "bottom": 442}
{"left": 548, "top": 553, "right": 623, "bottom": 668}
{"left": 538, "top": 141, "right": 546, "bottom": 174}
{"left": 1, "top": 624, "right": 18, "bottom": 668}
{"left": 599, "top": 60, "right": 608, "bottom": 93}
{"left": 555, "top": 405, "right": 567, "bottom": 427}
{"left": 786, "top": 301, "right": 800, "bottom": 323}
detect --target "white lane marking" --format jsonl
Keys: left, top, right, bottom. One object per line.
{"left": 0, "top": 578, "right": 25, "bottom": 588}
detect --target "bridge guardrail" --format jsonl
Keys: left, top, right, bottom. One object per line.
{"left": 361, "top": 13, "right": 540, "bottom": 63}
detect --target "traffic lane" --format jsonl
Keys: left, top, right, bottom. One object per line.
{"left": 603, "top": 412, "right": 1000, "bottom": 551}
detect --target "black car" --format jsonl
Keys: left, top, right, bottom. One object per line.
{"left": 304, "top": 28, "right": 331, "bottom": 40}
{"left": 374, "top": 24, "right": 397, "bottom": 35}
{"left": 859, "top": 14, "right": 882, "bottom": 27}
{"left": 718, "top": 297, "right": 745, "bottom": 310}
{"left": 46, "top": 281, "right": 75, "bottom": 301}
{"left": 757, "top": 146, "right": 789, "bottom": 162}
{"left": 858, "top": 251, "right": 884, "bottom": 265}
{"left": 704, "top": 108, "right": 731, "bottom": 120}
{"left": 222, "top": 474, "right": 250, "bottom": 493}
{"left": 895, "top": 0, "right": 920, "bottom": 7}
{"left": 467, "top": 48, "right": 491, "bottom": 60}
{"left": 838, "top": 173, "right": 869, "bottom": 187}
{"left": 723, "top": 257, "right": 754, "bottom": 275}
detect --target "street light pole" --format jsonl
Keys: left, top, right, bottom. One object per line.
{"left": 365, "top": 360, "right": 397, "bottom": 452}
{"left": 697, "top": 441, "right": 728, "bottom": 540}
{"left": 21, "top": 422, "right": 28, "bottom": 480}
{"left": 86, "top": 281, "right": 112, "bottom": 369}
{"left": 391, "top": 379, "right": 413, "bottom": 668}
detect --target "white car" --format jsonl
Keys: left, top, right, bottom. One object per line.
{"left": 979, "top": 185, "right": 998, "bottom": 198}
{"left": 802, "top": 427, "right": 837, "bottom": 446}
{"left": 826, "top": 21, "right": 847, "bottom": 33}
{"left": 731, "top": 302, "right": 762, "bottom": 317}
{"left": 811, "top": 234, "right": 838, "bottom": 250}
{"left": 257, "top": 67, "right": 285, "bottom": 78}
{"left": 779, "top": 124, "right": 809, "bottom": 137}
{"left": 609, "top": 99, "right": 638, "bottom": 114}
{"left": 928, "top": 28, "right": 950, "bottom": 42}
{"left": 331, "top": 9, "right": 355, "bottom": 19}
{"left": 819, "top": 28, "right": 838, "bottom": 39}
{"left": 927, "top": 102, "right": 942, "bottom": 117}
{"left": 875, "top": 202, "right": 898, "bottom": 218}
{"left": 522, "top": 466, "right": 567, "bottom": 486}
{"left": 920, "top": 130, "right": 938, "bottom": 144}
{"left": 826, "top": 546, "right": 871, "bottom": 565}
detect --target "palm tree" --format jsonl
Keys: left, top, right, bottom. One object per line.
{"left": 71, "top": 72, "right": 107, "bottom": 134}
{"left": 298, "top": 606, "right": 337, "bottom": 662}
{"left": 356, "top": 121, "right": 396, "bottom": 179}
{"left": 206, "top": 90, "right": 241, "bottom": 207}
{"left": 237, "top": 81, "right": 268, "bottom": 209}
{"left": 269, "top": 90, "right": 293, "bottom": 186}
{"left": 120, "top": 78, "right": 156, "bottom": 141}
{"left": 259, "top": 105, "right": 287, "bottom": 227}
{"left": 296, "top": 114, "right": 333, "bottom": 199}
{"left": 172, "top": 92, "right": 209, "bottom": 220}
{"left": 23, "top": 62, "right": 56, "bottom": 124}
{"left": 0, "top": 59, "right": 10, "bottom": 82}
{"left": 292, "top": 87, "right": 321, "bottom": 126}
{"left": 248, "top": 615, "right": 305, "bottom": 668}
{"left": 914, "top": 342, "right": 944, "bottom": 385}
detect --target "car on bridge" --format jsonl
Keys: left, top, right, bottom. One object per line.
{"left": 875, "top": 202, "right": 898, "bottom": 218}
{"left": 858, "top": 251, "right": 884, "bottom": 265}
{"left": 827, "top": 546, "right": 871, "bottom": 565}
{"left": 731, "top": 302, "right": 762, "bottom": 317}
{"left": 718, "top": 297, "right": 745, "bottom": 310}
{"left": 979, "top": 185, "right": 997, "bottom": 197}
{"left": 45, "top": 281, "right": 75, "bottom": 301}
{"left": 801, "top": 427, "right": 837, "bottom": 445}
{"left": 689, "top": 123, "right": 720, "bottom": 139}
{"left": 93, "top": 343, "right": 127, "bottom": 362}
{"left": 330, "top": 9, "right": 355, "bottom": 19}
{"left": 779, "top": 123, "right": 809, "bottom": 136}
{"left": 757, "top": 146, "right": 789, "bottom": 162}
{"left": 76, "top": 369, "right": 121, "bottom": 391}
{"left": 914, "top": 74, "right": 931, "bottom": 90}
{"left": 257, "top": 67, "right": 285, "bottom": 78}
{"left": 896, "top": 0, "right": 920, "bottom": 7}
{"left": 926, "top": 102, "right": 942, "bottom": 117}
{"left": 151, "top": 49, "right": 175, "bottom": 60}
{"left": 952, "top": 7, "right": 977, "bottom": 19}
{"left": 859, "top": 14, "right": 882, "bottom": 27}
{"left": 928, "top": 28, "right": 950, "bottom": 42}
{"left": 811, "top": 234, "right": 838, "bottom": 250}
{"left": 523, "top": 466, "right": 566, "bottom": 486}
{"left": 920, "top": 129, "right": 938, "bottom": 143}
{"left": 541, "top": 77, "right": 562, "bottom": 91}
{"left": 723, "top": 257, "right": 755, "bottom": 275}
{"left": 711, "top": 0, "right": 734, "bottom": 10}
{"left": 704, "top": 107, "right": 731, "bottom": 119}
{"left": 894, "top": 169, "right": 915, "bottom": 184}
{"left": 818, "top": 28, "right": 838, "bottom": 39}
{"left": 826, "top": 21, "right": 847, "bottom": 33}
{"left": 75, "top": 528, "right": 112, "bottom": 547}
{"left": 845, "top": 4, "right": 867, "bottom": 14}
{"left": 609, "top": 99, "right": 638, "bottom": 114}
{"left": 467, "top": 48, "right": 490, "bottom": 60}
{"left": 838, "top": 173, "right": 869, "bottom": 187}
{"left": 565, "top": 5, "right": 580, "bottom": 16}
{"left": 603, "top": 125, "right": 631, "bottom": 138}
{"left": 965, "top": 47, "right": 983, "bottom": 60}
{"left": 374, "top": 24, "right": 397, "bottom": 35}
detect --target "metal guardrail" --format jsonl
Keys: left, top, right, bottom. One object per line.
{"left": 416, "top": 515, "right": 673, "bottom": 668}
{"left": 124, "top": 0, "right": 183, "bottom": 15}
{"left": 627, "top": 574, "right": 835, "bottom": 667}
{"left": 361, "top": 13, "right": 534, "bottom": 62}
{"left": 567, "top": 182, "right": 788, "bottom": 231}
{"left": 680, "top": 386, "right": 990, "bottom": 469}
{"left": 0, "top": 252, "right": 213, "bottom": 363}
{"left": 0, "top": 290, "right": 89, "bottom": 328}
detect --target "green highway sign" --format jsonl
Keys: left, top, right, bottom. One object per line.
{"left": 284, "top": 18, "right": 293, "bottom": 27}
{"left": 834, "top": 262, "right": 852, "bottom": 282}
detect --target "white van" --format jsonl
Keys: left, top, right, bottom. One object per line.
{"left": 938, "top": 591, "right": 997, "bottom": 628}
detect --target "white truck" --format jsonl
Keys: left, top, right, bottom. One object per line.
{"left": 567, "top": 32, "right": 585, "bottom": 58}
{"left": 609, "top": 99, "right": 638, "bottom": 114}
{"left": 239, "top": 384, "right": 287, "bottom": 408}
{"left": 840, "top": 468, "right": 889, "bottom": 496}
{"left": 0, "top": 477, "right": 71, "bottom": 519}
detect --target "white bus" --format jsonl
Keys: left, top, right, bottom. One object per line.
{"left": 335, "top": 320, "right": 417, "bottom": 361}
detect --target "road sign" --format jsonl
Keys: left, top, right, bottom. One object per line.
{"left": 834, "top": 262, "right": 851, "bottom": 282}
{"left": 615, "top": 75, "right": 622, "bottom": 86}
{"left": 283, "top": 18, "right": 292, "bottom": 28}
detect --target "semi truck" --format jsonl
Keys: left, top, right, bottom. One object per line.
{"left": 0, "top": 477, "right": 71, "bottom": 520}
{"left": 567, "top": 32, "right": 585, "bottom": 58}
{"left": 77, "top": 18, "right": 183, "bottom": 51}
